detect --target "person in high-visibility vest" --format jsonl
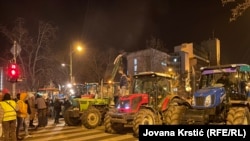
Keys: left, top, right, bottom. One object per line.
{"left": 0, "top": 93, "right": 19, "bottom": 141}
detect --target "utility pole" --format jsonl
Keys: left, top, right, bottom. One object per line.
{"left": 69, "top": 44, "right": 83, "bottom": 84}
{"left": 69, "top": 45, "right": 73, "bottom": 84}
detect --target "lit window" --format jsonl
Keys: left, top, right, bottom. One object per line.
{"left": 161, "top": 62, "right": 167, "bottom": 66}
{"left": 134, "top": 58, "right": 137, "bottom": 74}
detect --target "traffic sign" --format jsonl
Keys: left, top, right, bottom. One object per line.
{"left": 10, "top": 43, "right": 21, "bottom": 56}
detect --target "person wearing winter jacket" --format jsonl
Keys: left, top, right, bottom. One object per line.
{"left": 35, "top": 94, "right": 47, "bottom": 128}
{"left": 27, "top": 93, "right": 36, "bottom": 128}
{"left": 16, "top": 92, "right": 32, "bottom": 139}
{"left": 53, "top": 98, "right": 62, "bottom": 124}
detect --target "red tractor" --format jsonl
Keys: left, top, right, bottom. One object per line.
{"left": 104, "top": 72, "right": 189, "bottom": 137}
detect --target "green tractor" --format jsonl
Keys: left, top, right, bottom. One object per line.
{"left": 64, "top": 53, "right": 126, "bottom": 129}
{"left": 64, "top": 82, "right": 115, "bottom": 129}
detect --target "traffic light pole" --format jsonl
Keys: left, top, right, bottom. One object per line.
{"left": 12, "top": 41, "right": 17, "bottom": 99}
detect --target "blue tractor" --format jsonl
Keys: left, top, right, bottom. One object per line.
{"left": 166, "top": 64, "right": 250, "bottom": 125}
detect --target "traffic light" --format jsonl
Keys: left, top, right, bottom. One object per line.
{"left": 7, "top": 63, "right": 20, "bottom": 83}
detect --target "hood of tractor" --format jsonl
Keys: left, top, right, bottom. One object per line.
{"left": 116, "top": 93, "right": 149, "bottom": 113}
{"left": 192, "top": 85, "right": 225, "bottom": 108}
{"left": 71, "top": 97, "right": 110, "bottom": 111}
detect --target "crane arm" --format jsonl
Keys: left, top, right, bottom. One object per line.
{"left": 110, "top": 54, "right": 124, "bottom": 82}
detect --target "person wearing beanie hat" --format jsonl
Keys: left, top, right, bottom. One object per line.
{"left": 0, "top": 93, "right": 19, "bottom": 141}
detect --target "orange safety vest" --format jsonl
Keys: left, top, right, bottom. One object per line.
{"left": 0, "top": 100, "right": 17, "bottom": 121}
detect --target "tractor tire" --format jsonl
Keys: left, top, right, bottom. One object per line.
{"left": 164, "top": 105, "right": 186, "bottom": 125}
{"left": 104, "top": 110, "right": 124, "bottom": 134}
{"left": 95, "top": 106, "right": 109, "bottom": 126}
{"left": 81, "top": 107, "right": 101, "bottom": 129}
{"left": 64, "top": 106, "right": 81, "bottom": 126}
{"left": 133, "top": 109, "right": 156, "bottom": 138}
{"left": 227, "top": 107, "right": 250, "bottom": 125}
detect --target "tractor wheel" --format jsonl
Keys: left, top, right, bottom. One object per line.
{"left": 227, "top": 107, "right": 250, "bottom": 125}
{"left": 104, "top": 110, "right": 124, "bottom": 134}
{"left": 95, "top": 106, "right": 109, "bottom": 126}
{"left": 164, "top": 105, "right": 186, "bottom": 125}
{"left": 64, "top": 106, "right": 81, "bottom": 126}
{"left": 133, "top": 109, "right": 156, "bottom": 138}
{"left": 81, "top": 107, "right": 101, "bottom": 129}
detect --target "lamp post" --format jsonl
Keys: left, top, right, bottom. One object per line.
{"left": 69, "top": 45, "right": 83, "bottom": 84}
{"left": 70, "top": 45, "right": 73, "bottom": 84}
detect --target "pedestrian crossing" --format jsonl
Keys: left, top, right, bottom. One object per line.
{"left": 22, "top": 119, "right": 138, "bottom": 141}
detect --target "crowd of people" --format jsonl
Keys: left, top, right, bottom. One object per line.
{"left": 0, "top": 69, "right": 131, "bottom": 141}
{"left": 0, "top": 89, "right": 71, "bottom": 141}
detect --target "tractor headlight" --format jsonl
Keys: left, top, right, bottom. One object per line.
{"left": 204, "top": 95, "right": 212, "bottom": 107}
{"left": 191, "top": 96, "right": 195, "bottom": 106}
{"left": 117, "top": 104, "right": 121, "bottom": 109}
{"left": 124, "top": 103, "right": 130, "bottom": 109}
{"left": 246, "top": 83, "right": 250, "bottom": 92}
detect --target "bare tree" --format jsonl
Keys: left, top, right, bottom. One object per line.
{"left": 221, "top": 0, "right": 250, "bottom": 21}
{"left": 80, "top": 47, "right": 119, "bottom": 83}
{"left": 0, "top": 18, "right": 58, "bottom": 91}
{"left": 146, "top": 36, "right": 168, "bottom": 52}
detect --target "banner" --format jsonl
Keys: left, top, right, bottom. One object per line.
{"left": 139, "top": 125, "right": 250, "bottom": 140}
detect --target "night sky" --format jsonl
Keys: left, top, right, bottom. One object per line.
{"left": 1, "top": 0, "right": 250, "bottom": 64}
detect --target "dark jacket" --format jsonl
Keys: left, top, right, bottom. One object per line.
{"left": 120, "top": 74, "right": 128, "bottom": 87}
{"left": 53, "top": 99, "right": 62, "bottom": 111}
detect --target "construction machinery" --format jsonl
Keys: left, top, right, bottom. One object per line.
{"left": 104, "top": 72, "right": 188, "bottom": 137}
{"left": 165, "top": 64, "right": 250, "bottom": 125}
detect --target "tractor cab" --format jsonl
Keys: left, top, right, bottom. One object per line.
{"left": 134, "top": 72, "right": 173, "bottom": 108}
{"left": 81, "top": 83, "right": 99, "bottom": 98}
{"left": 197, "top": 64, "right": 250, "bottom": 102}
{"left": 115, "top": 72, "right": 173, "bottom": 113}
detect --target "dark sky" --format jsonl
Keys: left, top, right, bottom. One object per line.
{"left": 1, "top": 0, "right": 250, "bottom": 64}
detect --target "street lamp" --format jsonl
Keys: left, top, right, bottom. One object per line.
{"left": 69, "top": 45, "right": 83, "bottom": 84}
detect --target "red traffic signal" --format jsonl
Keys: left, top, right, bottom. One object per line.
{"left": 7, "top": 63, "right": 20, "bottom": 82}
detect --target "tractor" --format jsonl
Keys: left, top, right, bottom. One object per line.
{"left": 104, "top": 72, "right": 189, "bottom": 137}
{"left": 64, "top": 82, "right": 114, "bottom": 129}
{"left": 165, "top": 64, "right": 250, "bottom": 125}
{"left": 63, "top": 53, "right": 126, "bottom": 129}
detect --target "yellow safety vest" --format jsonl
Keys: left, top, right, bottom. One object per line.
{"left": 0, "top": 100, "right": 17, "bottom": 121}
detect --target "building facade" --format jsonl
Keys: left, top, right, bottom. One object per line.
{"left": 125, "top": 38, "right": 220, "bottom": 95}
{"left": 126, "top": 48, "right": 169, "bottom": 76}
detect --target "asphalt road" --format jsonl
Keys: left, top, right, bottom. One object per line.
{"left": 18, "top": 118, "right": 138, "bottom": 141}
